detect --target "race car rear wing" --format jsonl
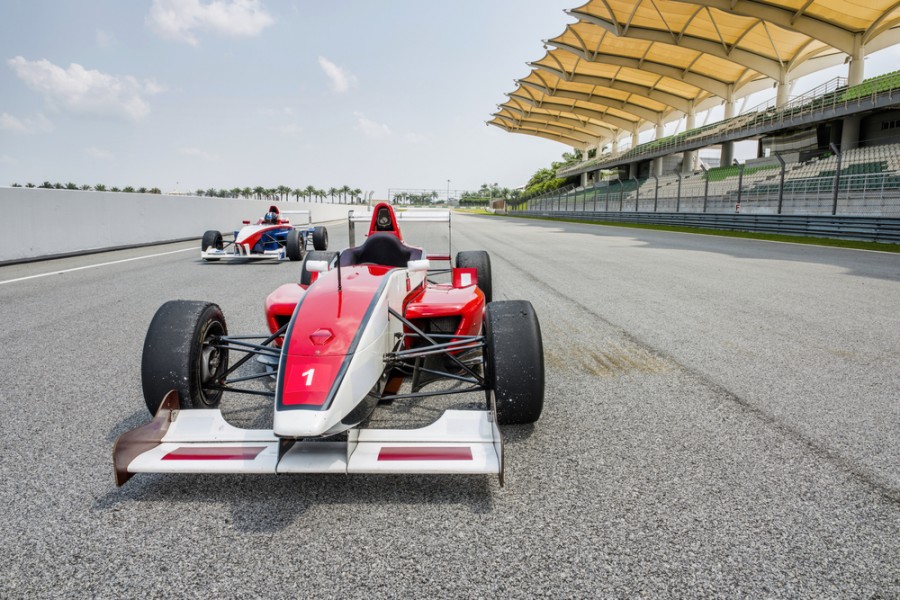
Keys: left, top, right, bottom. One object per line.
{"left": 279, "top": 210, "right": 312, "bottom": 226}
{"left": 348, "top": 207, "right": 452, "bottom": 260}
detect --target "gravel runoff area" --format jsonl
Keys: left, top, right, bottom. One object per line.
{"left": 0, "top": 213, "right": 897, "bottom": 598}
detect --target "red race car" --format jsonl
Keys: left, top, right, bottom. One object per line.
{"left": 114, "top": 203, "right": 543, "bottom": 486}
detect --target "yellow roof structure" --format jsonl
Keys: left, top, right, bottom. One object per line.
{"left": 489, "top": 0, "right": 900, "bottom": 151}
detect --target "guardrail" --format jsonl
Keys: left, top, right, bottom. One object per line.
{"left": 512, "top": 211, "right": 900, "bottom": 244}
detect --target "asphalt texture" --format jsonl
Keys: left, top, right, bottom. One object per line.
{"left": 0, "top": 214, "right": 897, "bottom": 599}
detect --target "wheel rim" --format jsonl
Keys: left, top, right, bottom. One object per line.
{"left": 197, "top": 319, "right": 226, "bottom": 405}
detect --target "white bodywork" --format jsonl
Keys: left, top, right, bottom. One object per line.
{"left": 272, "top": 268, "right": 419, "bottom": 438}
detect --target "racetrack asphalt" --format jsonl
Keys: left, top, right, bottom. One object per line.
{"left": 0, "top": 213, "right": 897, "bottom": 598}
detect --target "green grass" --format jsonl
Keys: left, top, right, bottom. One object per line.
{"left": 493, "top": 213, "right": 900, "bottom": 253}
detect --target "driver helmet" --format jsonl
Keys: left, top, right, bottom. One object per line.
{"left": 264, "top": 211, "right": 277, "bottom": 223}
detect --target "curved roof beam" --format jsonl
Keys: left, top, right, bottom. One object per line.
{"left": 865, "top": 2, "right": 900, "bottom": 43}
{"left": 564, "top": 14, "right": 786, "bottom": 79}
{"left": 507, "top": 91, "right": 640, "bottom": 132}
{"left": 529, "top": 61, "right": 696, "bottom": 113}
{"left": 496, "top": 106, "right": 617, "bottom": 139}
{"left": 518, "top": 79, "right": 667, "bottom": 124}
{"left": 671, "top": 0, "right": 856, "bottom": 53}
{"left": 545, "top": 40, "right": 734, "bottom": 97}
{"left": 489, "top": 120, "right": 595, "bottom": 146}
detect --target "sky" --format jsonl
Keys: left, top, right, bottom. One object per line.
{"left": 1, "top": 1, "right": 899, "bottom": 197}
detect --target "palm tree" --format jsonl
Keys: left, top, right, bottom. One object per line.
{"left": 138, "top": 187, "right": 148, "bottom": 194}
{"left": 230, "top": 188, "right": 241, "bottom": 198}
{"left": 25, "top": 183, "right": 35, "bottom": 188}
{"left": 110, "top": 186, "right": 121, "bottom": 192}
{"left": 328, "top": 187, "right": 337, "bottom": 203}
{"left": 340, "top": 185, "right": 351, "bottom": 203}
{"left": 292, "top": 187, "right": 303, "bottom": 202}
{"left": 123, "top": 186, "right": 136, "bottom": 193}
{"left": 150, "top": 188, "right": 161, "bottom": 194}
{"left": 253, "top": 186, "right": 265, "bottom": 200}
{"left": 80, "top": 184, "right": 91, "bottom": 191}
{"left": 95, "top": 184, "right": 106, "bottom": 191}
{"left": 305, "top": 184, "right": 316, "bottom": 203}
{"left": 241, "top": 187, "right": 252, "bottom": 199}
{"left": 316, "top": 188, "right": 325, "bottom": 203}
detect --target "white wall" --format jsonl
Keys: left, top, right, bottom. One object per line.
{"left": 0, "top": 187, "right": 352, "bottom": 263}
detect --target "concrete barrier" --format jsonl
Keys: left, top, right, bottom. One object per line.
{"left": 0, "top": 187, "right": 352, "bottom": 263}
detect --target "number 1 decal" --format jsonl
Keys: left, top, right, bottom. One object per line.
{"left": 301, "top": 368, "right": 315, "bottom": 386}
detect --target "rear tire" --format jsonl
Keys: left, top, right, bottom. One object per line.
{"left": 484, "top": 300, "right": 543, "bottom": 425}
{"left": 456, "top": 250, "right": 492, "bottom": 303}
{"left": 141, "top": 300, "right": 229, "bottom": 415}
{"left": 301, "top": 251, "right": 339, "bottom": 286}
{"left": 312, "top": 226, "right": 329, "bottom": 251}
{"left": 286, "top": 229, "right": 305, "bottom": 261}
{"left": 201, "top": 230, "right": 223, "bottom": 262}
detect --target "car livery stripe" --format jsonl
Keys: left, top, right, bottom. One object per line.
{"left": 377, "top": 447, "right": 473, "bottom": 461}
{"left": 275, "top": 266, "right": 397, "bottom": 412}
{"left": 162, "top": 446, "right": 267, "bottom": 461}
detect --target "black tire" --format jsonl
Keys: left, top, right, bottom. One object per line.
{"left": 312, "top": 226, "right": 329, "bottom": 251}
{"left": 484, "top": 300, "right": 543, "bottom": 425}
{"left": 456, "top": 250, "right": 492, "bottom": 303}
{"left": 201, "top": 230, "right": 223, "bottom": 262}
{"left": 301, "top": 251, "right": 339, "bottom": 286}
{"left": 286, "top": 229, "right": 305, "bottom": 261}
{"left": 141, "top": 300, "right": 229, "bottom": 415}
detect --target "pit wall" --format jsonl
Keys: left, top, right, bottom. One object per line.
{"left": 0, "top": 187, "right": 352, "bottom": 263}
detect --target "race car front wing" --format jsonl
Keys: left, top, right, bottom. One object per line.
{"left": 113, "top": 390, "right": 503, "bottom": 486}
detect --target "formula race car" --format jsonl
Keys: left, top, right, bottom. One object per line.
{"left": 200, "top": 205, "right": 328, "bottom": 261}
{"left": 114, "top": 203, "right": 543, "bottom": 486}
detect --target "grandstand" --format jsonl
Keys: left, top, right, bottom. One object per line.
{"left": 489, "top": 2, "right": 900, "bottom": 220}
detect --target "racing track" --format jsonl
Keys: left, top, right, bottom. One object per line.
{"left": 0, "top": 214, "right": 897, "bottom": 598}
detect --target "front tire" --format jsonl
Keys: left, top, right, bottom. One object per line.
{"left": 286, "top": 229, "right": 305, "bottom": 261}
{"left": 312, "top": 226, "right": 329, "bottom": 251}
{"left": 141, "top": 300, "right": 229, "bottom": 415}
{"left": 484, "top": 300, "right": 543, "bottom": 425}
{"left": 456, "top": 250, "right": 492, "bottom": 303}
{"left": 201, "top": 230, "right": 223, "bottom": 262}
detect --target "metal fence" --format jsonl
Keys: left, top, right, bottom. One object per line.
{"left": 515, "top": 172, "right": 900, "bottom": 218}
{"left": 511, "top": 173, "right": 900, "bottom": 243}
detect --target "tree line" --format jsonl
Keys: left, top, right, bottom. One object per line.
{"left": 9, "top": 181, "right": 367, "bottom": 203}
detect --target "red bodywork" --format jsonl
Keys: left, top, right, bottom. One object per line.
{"left": 264, "top": 202, "right": 484, "bottom": 394}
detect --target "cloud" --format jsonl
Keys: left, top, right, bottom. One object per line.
{"left": 0, "top": 112, "right": 53, "bottom": 134}
{"left": 354, "top": 112, "right": 391, "bottom": 138}
{"left": 178, "top": 146, "right": 218, "bottom": 160}
{"left": 271, "top": 122, "right": 302, "bottom": 137}
{"left": 148, "top": 0, "right": 274, "bottom": 46}
{"left": 318, "top": 56, "right": 357, "bottom": 93}
{"left": 404, "top": 132, "right": 426, "bottom": 143}
{"left": 96, "top": 29, "right": 114, "bottom": 48}
{"left": 7, "top": 57, "right": 163, "bottom": 121}
{"left": 84, "top": 146, "right": 115, "bottom": 160}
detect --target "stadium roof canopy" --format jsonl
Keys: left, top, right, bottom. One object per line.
{"left": 489, "top": 0, "right": 900, "bottom": 150}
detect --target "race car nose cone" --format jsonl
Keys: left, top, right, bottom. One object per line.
{"left": 309, "top": 328, "right": 334, "bottom": 345}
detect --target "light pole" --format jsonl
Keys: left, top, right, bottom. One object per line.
{"left": 447, "top": 179, "right": 450, "bottom": 205}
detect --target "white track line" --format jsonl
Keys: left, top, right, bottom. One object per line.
{"left": 0, "top": 247, "right": 196, "bottom": 286}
